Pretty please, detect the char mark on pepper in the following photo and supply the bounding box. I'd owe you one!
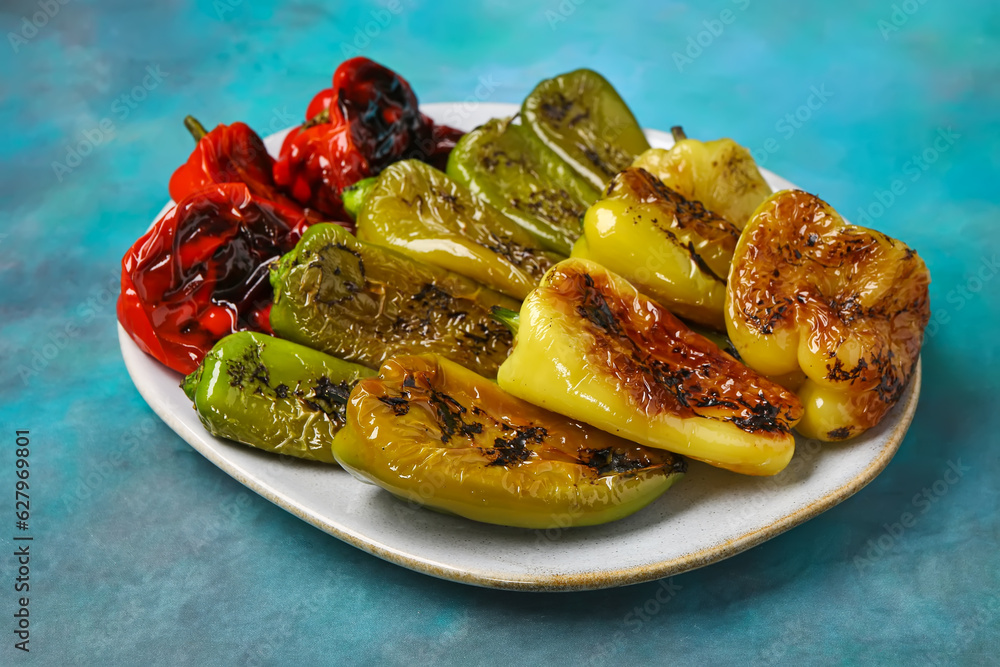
[486,427,547,467]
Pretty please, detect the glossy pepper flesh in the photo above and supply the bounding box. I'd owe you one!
[118,183,305,374]
[725,190,930,441]
[182,332,375,462]
[333,354,687,528]
[269,223,519,378]
[496,258,804,476]
[632,126,772,230]
[168,116,328,229]
[355,160,563,300]
[446,116,600,255]
[522,68,650,190]
[272,57,463,219]
[571,167,740,329]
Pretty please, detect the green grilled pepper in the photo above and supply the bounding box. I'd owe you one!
[269,223,518,378]
[446,117,601,255]
[522,68,650,190]
[354,160,562,300]
[181,332,374,463]
[333,354,686,528]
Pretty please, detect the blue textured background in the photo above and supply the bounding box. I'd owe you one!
[1,0,998,663]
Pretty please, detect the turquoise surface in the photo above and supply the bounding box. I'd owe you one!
[1,0,998,663]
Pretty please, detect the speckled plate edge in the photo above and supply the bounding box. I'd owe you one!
[119,102,921,591]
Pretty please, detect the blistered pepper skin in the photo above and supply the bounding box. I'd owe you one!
[269,223,519,378]
[333,355,686,528]
[571,167,740,328]
[496,258,803,476]
[117,183,306,374]
[355,160,562,300]
[168,117,327,228]
[725,190,930,441]
[632,130,772,230]
[182,332,375,463]
[522,68,650,190]
[272,57,464,219]
[446,117,600,255]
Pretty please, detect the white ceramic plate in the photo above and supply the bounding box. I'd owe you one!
[119,102,920,591]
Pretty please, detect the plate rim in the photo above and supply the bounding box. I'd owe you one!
[119,102,921,591]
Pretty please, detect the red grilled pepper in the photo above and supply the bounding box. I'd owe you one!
[118,183,306,374]
[168,116,331,229]
[273,57,463,218]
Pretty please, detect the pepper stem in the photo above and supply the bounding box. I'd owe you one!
[184,115,208,143]
[342,177,378,220]
[670,125,687,142]
[490,306,520,336]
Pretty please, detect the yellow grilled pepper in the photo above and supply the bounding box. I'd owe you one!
[632,127,772,230]
[726,190,930,441]
[354,159,562,300]
[495,258,803,476]
[333,354,686,528]
[571,167,740,329]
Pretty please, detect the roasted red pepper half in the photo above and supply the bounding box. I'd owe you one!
[118,183,306,374]
[168,116,330,230]
[273,57,463,217]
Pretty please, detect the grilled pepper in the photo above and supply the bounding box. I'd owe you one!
[118,183,306,374]
[725,190,930,441]
[168,116,328,228]
[522,68,650,190]
[273,57,463,219]
[354,160,562,300]
[495,258,804,476]
[182,332,374,462]
[632,127,772,230]
[571,167,740,329]
[333,354,687,528]
[446,116,601,255]
[269,223,518,377]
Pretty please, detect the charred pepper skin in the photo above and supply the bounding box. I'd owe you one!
[269,223,519,378]
[168,116,329,229]
[333,354,687,529]
[496,258,804,476]
[355,160,563,300]
[272,57,463,219]
[726,190,930,441]
[182,332,374,463]
[522,68,650,190]
[446,116,601,255]
[571,167,740,329]
[631,127,772,230]
[118,183,306,375]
